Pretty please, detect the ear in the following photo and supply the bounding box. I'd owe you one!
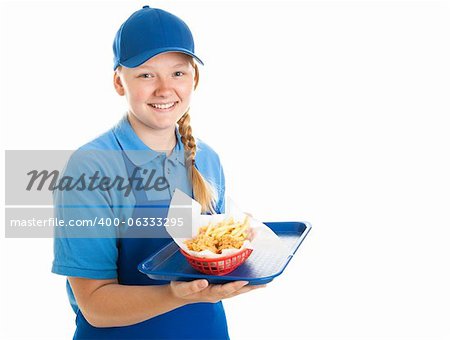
[113,71,125,96]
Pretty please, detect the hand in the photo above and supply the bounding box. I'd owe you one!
[169,280,266,304]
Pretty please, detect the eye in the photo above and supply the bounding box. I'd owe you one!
[139,73,154,79]
[173,71,184,77]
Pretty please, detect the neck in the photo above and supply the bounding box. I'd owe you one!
[127,113,177,155]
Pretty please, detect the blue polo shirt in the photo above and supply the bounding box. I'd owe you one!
[52,115,226,313]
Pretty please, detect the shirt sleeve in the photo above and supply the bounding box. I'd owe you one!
[51,151,118,279]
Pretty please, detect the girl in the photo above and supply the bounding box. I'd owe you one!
[52,5,264,339]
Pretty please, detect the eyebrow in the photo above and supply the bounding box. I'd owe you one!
[171,63,189,68]
[137,63,189,70]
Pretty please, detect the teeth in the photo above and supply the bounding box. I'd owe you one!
[150,102,176,109]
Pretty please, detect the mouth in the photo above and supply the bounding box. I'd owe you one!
[148,101,178,111]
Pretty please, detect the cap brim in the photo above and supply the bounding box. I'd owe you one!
[118,47,204,69]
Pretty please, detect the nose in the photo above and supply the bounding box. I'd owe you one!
[154,78,173,97]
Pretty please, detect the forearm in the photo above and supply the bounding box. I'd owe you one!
[82,283,185,327]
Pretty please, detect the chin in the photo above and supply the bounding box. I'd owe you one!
[134,114,174,129]
[150,120,178,130]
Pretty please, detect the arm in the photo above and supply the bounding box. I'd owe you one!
[69,277,178,327]
[69,277,265,328]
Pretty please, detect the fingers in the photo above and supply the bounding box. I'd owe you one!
[170,279,209,298]
[225,284,267,299]
[170,280,266,303]
[210,281,249,297]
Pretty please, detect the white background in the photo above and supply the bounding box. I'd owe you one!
[1,0,449,339]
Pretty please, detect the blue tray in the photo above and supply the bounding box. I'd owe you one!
[138,221,311,285]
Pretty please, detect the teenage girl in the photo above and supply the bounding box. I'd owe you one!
[52,5,264,339]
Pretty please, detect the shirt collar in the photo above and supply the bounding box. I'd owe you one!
[113,114,186,167]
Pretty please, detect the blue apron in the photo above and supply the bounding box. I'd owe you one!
[73,153,229,339]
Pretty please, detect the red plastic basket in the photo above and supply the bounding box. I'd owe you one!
[180,248,253,276]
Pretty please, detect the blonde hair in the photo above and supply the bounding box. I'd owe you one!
[178,61,218,214]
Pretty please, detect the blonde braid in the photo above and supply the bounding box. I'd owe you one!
[178,111,218,214]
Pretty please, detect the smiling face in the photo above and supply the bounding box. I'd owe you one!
[114,52,196,134]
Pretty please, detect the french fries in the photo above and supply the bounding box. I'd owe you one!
[185,216,250,254]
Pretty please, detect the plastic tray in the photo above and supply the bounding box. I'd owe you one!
[138,221,311,285]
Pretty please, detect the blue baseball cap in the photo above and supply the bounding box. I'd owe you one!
[113,5,204,70]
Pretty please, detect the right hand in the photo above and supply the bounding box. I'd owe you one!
[169,280,266,304]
